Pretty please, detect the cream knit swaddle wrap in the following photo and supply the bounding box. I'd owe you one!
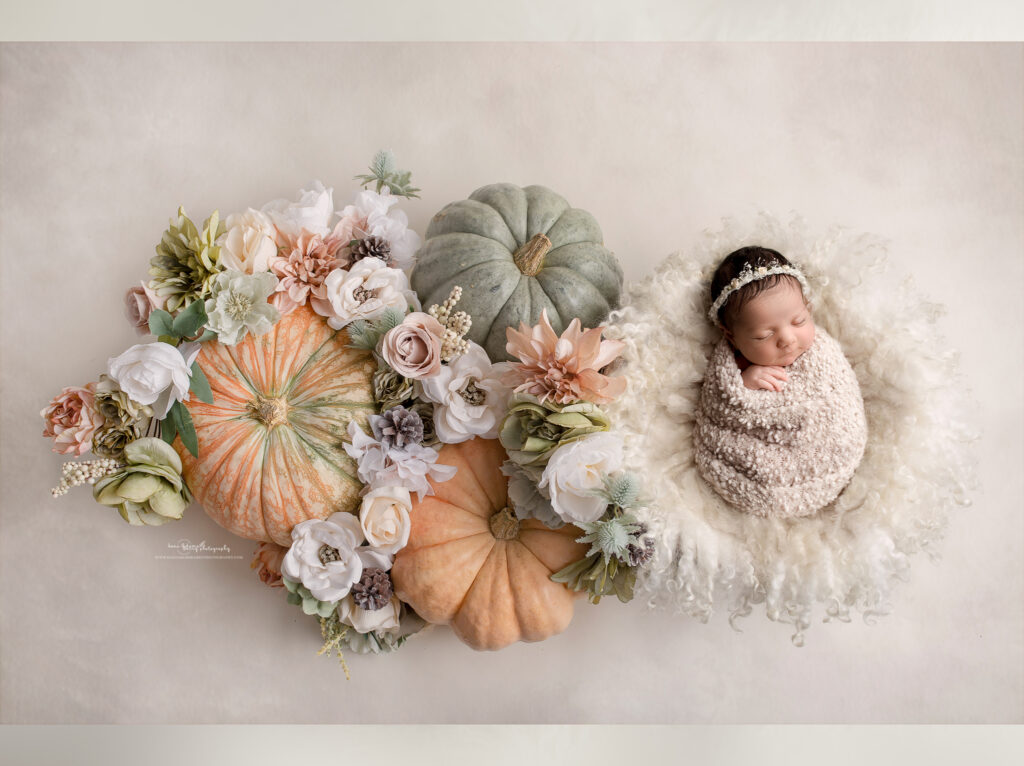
[694,327,867,518]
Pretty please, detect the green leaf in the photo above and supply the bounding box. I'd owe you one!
[160,415,178,445]
[196,329,218,343]
[172,299,208,339]
[148,309,174,337]
[346,319,379,350]
[170,400,199,458]
[373,307,406,335]
[190,361,214,404]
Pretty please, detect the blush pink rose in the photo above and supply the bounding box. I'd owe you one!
[41,383,105,456]
[124,281,165,335]
[380,312,444,379]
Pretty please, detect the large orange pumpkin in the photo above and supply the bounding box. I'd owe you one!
[391,438,588,651]
[176,304,376,545]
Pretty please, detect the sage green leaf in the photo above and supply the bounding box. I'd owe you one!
[172,298,208,338]
[148,309,174,337]
[170,401,199,458]
[197,329,218,343]
[190,361,214,404]
[161,415,178,445]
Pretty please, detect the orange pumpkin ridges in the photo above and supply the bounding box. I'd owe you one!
[391,437,589,651]
[174,304,377,546]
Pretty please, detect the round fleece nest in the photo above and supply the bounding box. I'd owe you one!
[603,213,977,643]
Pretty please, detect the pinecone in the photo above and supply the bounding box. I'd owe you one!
[371,406,424,449]
[351,236,392,265]
[351,568,393,611]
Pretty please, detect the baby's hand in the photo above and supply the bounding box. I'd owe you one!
[741,365,788,392]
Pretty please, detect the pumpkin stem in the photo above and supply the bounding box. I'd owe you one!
[247,395,289,428]
[489,506,521,541]
[512,233,552,276]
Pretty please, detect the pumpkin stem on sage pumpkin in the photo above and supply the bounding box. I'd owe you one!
[489,506,521,541]
[512,233,552,277]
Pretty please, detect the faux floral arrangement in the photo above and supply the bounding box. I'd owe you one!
[41,152,646,671]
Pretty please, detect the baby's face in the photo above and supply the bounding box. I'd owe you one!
[726,280,815,367]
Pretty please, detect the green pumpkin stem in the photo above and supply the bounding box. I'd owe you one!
[512,233,552,276]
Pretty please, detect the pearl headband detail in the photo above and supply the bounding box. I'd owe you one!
[708,263,810,324]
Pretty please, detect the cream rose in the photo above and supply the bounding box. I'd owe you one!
[336,594,401,635]
[219,208,278,273]
[107,341,201,419]
[359,486,413,555]
[539,432,624,524]
[380,312,444,379]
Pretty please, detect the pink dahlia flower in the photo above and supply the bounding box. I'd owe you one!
[269,228,345,316]
[504,310,626,405]
[41,383,105,456]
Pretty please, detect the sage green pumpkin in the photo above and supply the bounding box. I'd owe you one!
[412,184,623,361]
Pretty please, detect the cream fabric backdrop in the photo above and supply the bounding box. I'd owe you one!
[1,43,1021,723]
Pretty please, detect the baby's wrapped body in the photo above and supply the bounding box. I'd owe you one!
[694,328,867,518]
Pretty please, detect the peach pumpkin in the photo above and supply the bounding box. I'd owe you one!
[176,304,376,545]
[391,438,588,651]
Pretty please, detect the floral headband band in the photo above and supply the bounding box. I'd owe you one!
[708,262,810,324]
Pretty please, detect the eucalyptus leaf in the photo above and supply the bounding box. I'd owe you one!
[197,329,218,343]
[148,309,174,337]
[170,400,199,458]
[190,361,214,404]
[160,415,178,445]
[171,299,208,339]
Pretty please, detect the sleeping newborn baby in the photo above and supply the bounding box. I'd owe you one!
[694,246,867,518]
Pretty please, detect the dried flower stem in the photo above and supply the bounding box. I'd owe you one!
[50,458,123,497]
[428,286,472,362]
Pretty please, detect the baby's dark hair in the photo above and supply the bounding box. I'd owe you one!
[710,246,804,330]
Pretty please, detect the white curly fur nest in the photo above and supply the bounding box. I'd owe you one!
[603,213,977,643]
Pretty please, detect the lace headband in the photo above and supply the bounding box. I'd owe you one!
[708,263,810,324]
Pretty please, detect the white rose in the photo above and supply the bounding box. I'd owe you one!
[262,180,334,239]
[316,257,416,330]
[338,188,421,272]
[337,594,401,635]
[281,512,364,603]
[218,208,278,273]
[359,486,413,554]
[107,341,200,419]
[417,342,509,443]
[539,432,624,524]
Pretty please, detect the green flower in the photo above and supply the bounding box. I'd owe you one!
[204,270,280,345]
[92,437,192,526]
[372,365,414,412]
[91,420,146,459]
[149,207,225,313]
[499,395,610,467]
[94,373,153,427]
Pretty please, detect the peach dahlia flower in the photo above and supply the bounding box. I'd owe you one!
[504,310,626,405]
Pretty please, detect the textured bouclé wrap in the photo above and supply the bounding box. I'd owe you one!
[694,329,867,519]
